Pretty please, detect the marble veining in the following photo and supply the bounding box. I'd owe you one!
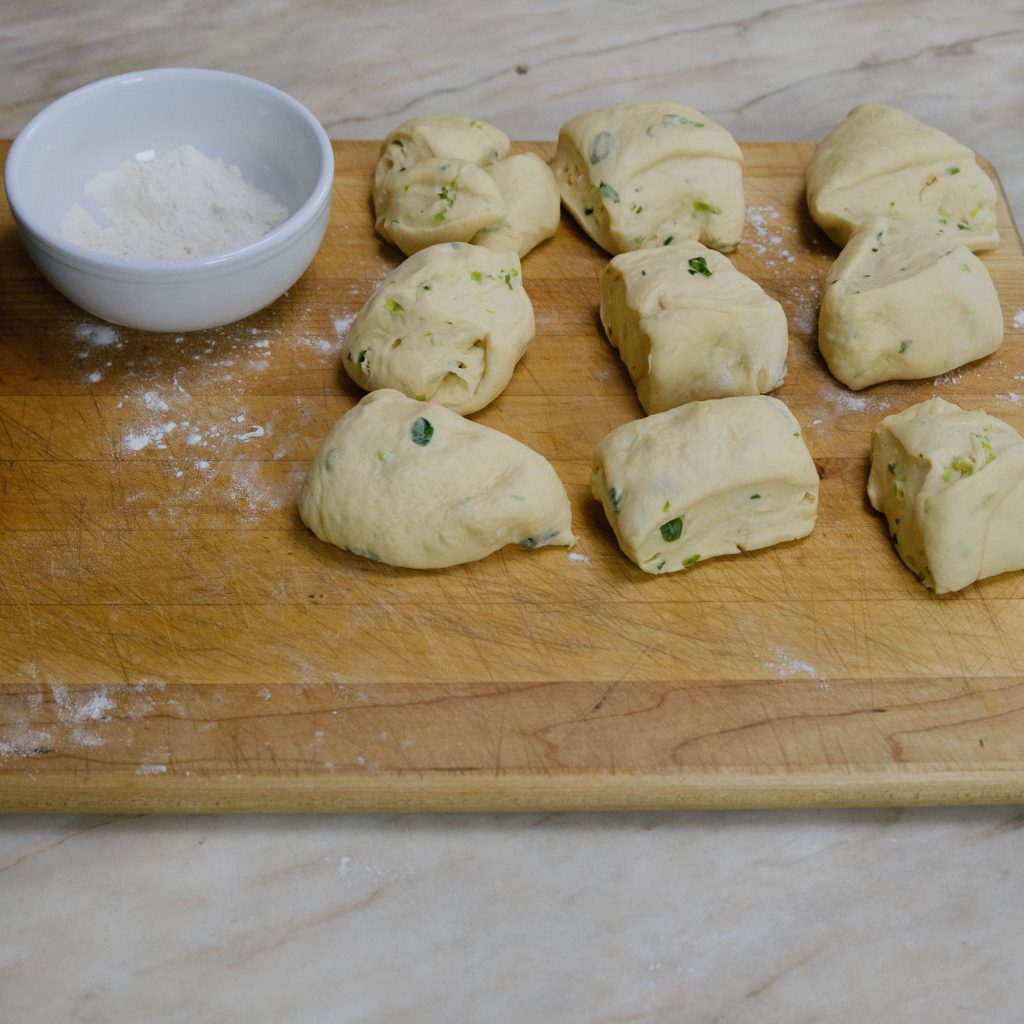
[3,2,1024,1020]
[3,808,1024,1021]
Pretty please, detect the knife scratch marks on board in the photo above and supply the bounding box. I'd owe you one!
[493,726,504,777]
[154,606,185,673]
[590,679,620,714]
[0,408,16,453]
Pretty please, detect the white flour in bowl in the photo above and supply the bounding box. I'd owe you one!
[62,144,288,259]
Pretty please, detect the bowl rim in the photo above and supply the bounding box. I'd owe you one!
[3,67,335,280]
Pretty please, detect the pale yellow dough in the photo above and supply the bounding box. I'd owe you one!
[806,104,999,251]
[818,217,1003,389]
[372,115,559,257]
[592,395,819,574]
[374,156,506,257]
[600,241,788,412]
[374,114,510,178]
[298,390,576,569]
[474,153,561,257]
[551,101,744,255]
[867,397,1024,594]
[340,242,533,415]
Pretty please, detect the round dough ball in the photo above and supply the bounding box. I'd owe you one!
[340,242,534,415]
[818,217,1004,390]
[806,104,999,251]
[374,156,506,256]
[298,389,577,569]
[472,152,561,257]
[551,101,744,255]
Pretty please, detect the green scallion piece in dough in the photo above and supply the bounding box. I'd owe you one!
[411,417,434,446]
[590,132,615,165]
[660,517,683,542]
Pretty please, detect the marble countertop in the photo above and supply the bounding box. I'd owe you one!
[3,2,1024,1020]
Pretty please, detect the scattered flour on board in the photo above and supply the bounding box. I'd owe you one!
[76,323,122,383]
[0,682,53,759]
[817,379,893,420]
[746,206,798,266]
[1013,309,1024,329]
[745,204,822,337]
[763,646,831,690]
[0,731,51,758]
[49,684,115,748]
[76,322,120,348]
[67,315,358,518]
[764,647,818,678]
[50,684,115,725]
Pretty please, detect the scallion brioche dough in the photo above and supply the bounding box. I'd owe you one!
[299,389,576,569]
[600,241,788,412]
[341,242,533,415]
[592,396,819,574]
[474,153,561,257]
[551,101,744,255]
[372,115,559,257]
[375,115,510,178]
[818,217,1003,390]
[867,397,1024,593]
[374,156,506,256]
[806,104,999,252]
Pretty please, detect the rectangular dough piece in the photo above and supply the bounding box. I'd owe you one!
[591,395,819,573]
[600,242,789,413]
[867,397,1024,593]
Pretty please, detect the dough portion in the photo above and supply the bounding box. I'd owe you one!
[473,153,561,257]
[372,115,558,257]
[299,389,576,569]
[374,156,506,256]
[818,217,1003,389]
[341,242,533,415]
[806,104,999,251]
[374,115,510,181]
[600,241,788,412]
[867,397,1024,594]
[592,395,818,574]
[551,101,744,255]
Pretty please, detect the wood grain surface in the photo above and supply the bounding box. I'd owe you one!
[2,140,1023,812]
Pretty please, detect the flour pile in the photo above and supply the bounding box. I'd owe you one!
[62,144,288,260]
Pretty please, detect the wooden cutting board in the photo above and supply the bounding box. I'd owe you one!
[2,140,1023,813]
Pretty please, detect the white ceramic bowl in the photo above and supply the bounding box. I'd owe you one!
[4,68,334,332]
